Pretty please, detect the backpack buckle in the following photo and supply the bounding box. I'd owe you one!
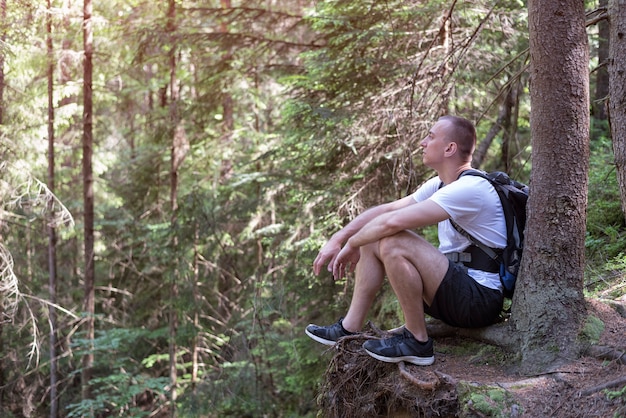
[444,251,472,263]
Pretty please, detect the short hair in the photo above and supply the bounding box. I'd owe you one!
[439,115,476,160]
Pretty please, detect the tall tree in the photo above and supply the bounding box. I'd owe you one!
[0,0,6,410]
[0,0,5,127]
[46,1,59,416]
[511,0,589,371]
[81,0,95,402]
[594,0,610,124]
[608,0,626,221]
[166,0,181,415]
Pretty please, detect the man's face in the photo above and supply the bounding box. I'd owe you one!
[420,120,451,168]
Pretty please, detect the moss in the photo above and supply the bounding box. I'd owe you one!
[438,341,508,366]
[579,314,604,345]
[458,382,522,418]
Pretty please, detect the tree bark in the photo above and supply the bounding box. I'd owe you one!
[46,1,59,416]
[166,0,181,415]
[0,0,5,127]
[608,0,626,222]
[500,80,520,173]
[81,0,95,403]
[593,0,609,125]
[0,0,6,410]
[511,0,589,372]
[473,80,520,171]
[219,0,234,181]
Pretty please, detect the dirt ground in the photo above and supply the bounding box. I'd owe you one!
[429,298,626,417]
[318,298,626,417]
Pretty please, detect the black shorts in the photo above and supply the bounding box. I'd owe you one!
[424,260,504,328]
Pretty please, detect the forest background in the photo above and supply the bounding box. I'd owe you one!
[0,0,624,417]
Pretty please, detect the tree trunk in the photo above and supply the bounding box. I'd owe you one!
[191,224,199,392]
[219,0,234,181]
[500,80,520,173]
[608,0,626,222]
[511,0,589,372]
[0,0,5,127]
[473,80,520,171]
[81,0,95,403]
[0,0,6,410]
[593,0,609,125]
[166,0,180,415]
[216,0,235,323]
[46,1,59,416]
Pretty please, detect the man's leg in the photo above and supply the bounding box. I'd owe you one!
[341,241,386,332]
[305,241,385,344]
[359,230,448,365]
[378,230,448,341]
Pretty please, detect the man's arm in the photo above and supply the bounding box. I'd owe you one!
[330,199,450,280]
[347,200,450,248]
[313,195,417,275]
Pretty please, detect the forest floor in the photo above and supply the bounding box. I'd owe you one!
[317,297,626,417]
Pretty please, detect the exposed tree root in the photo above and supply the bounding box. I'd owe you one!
[425,318,520,352]
[586,344,626,364]
[398,362,438,390]
[318,325,459,417]
[314,300,626,417]
[580,375,626,396]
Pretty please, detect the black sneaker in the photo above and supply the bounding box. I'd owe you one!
[305,318,356,346]
[363,328,434,366]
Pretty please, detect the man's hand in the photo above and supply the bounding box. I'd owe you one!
[332,243,360,280]
[313,240,342,276]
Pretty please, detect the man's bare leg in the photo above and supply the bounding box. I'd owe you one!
[378,230,448,341]
[341,241,385,332]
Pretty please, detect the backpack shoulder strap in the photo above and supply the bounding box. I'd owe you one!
[449,169,501,261]
[449,219,500,261]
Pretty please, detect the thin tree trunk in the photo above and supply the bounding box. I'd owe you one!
[0,0,5,127]
[0,0,6,410]
[46,1,59,416]
[593,0,609,125]
[500,80,520,173]
[81,0,95,403]
[191,223,199,392]
[166,0,180,415]
[216,0,235,323]
[473,81,519,170]
[608,0,626,222]
[219,0,234,181]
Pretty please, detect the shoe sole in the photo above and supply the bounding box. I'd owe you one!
[364,348,434,366]
[305,328,337,346]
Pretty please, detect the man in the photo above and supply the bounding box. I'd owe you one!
[305,115,505,366]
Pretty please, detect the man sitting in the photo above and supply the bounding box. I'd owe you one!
[305,115,505,366]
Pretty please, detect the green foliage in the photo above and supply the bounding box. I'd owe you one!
[65,327,170,416]
[586,135,626,260]
[1,0,624,417]
[585,131,626,299]
[66,374,170,418]
[177,325,322,417]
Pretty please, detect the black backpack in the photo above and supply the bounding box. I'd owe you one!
[452,170,529,298]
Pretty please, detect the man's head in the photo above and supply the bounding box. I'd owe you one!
[437,115,476,161]
[420,116,476,168]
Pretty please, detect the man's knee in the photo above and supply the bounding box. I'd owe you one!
[378,230,427,260]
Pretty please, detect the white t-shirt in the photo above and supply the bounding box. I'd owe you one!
[412,174,506,290]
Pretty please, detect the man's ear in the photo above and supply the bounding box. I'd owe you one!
[444,141,457,157]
